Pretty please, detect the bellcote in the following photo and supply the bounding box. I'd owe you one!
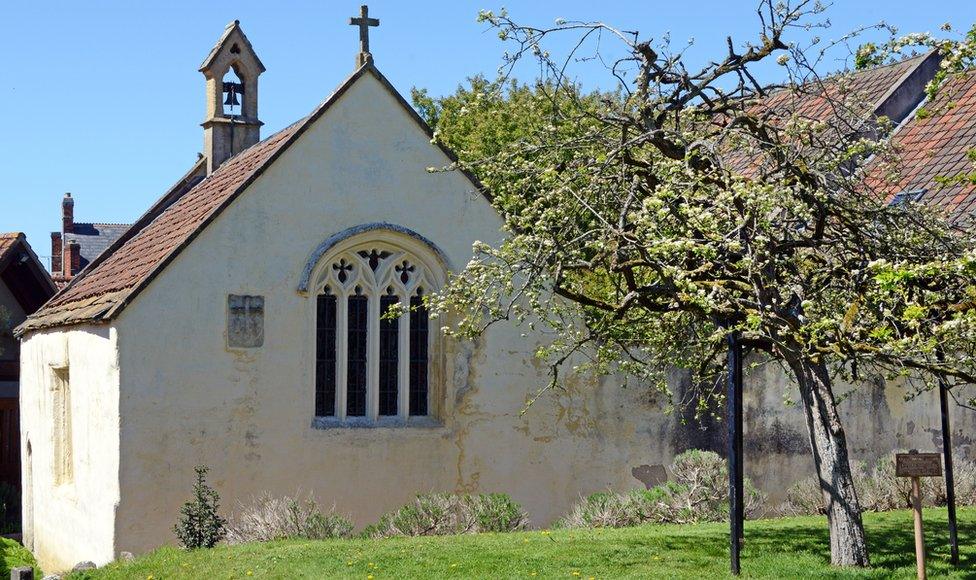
[200,20,265,174]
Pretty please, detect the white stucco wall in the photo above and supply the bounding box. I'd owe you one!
[111,72,669,555]
[19,325,120,572]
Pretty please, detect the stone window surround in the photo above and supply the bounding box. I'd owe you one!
[304,225,449,429]
[50,364,73,486]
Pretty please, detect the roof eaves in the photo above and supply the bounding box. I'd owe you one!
[0,234,58,309]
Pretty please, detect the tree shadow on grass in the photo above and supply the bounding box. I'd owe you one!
[860,515,976,573]
[626,512,974,577]
[742,513,975,575]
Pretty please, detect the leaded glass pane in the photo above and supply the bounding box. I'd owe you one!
[346,295,368,416]
[409,296,429,416]
[315,294,337,416]
[379,295,399,416]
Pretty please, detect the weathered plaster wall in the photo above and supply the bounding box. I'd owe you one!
[19,326,120,572]
[736,361,976,500]
[669,358,976,503]
[112,72,670,556]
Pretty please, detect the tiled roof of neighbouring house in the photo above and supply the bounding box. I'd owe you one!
[724,52,938,177]
[759,53,930,123]
[0,233,21,262]
[0,233,57,314]
[867,69,976,225]
[65,223,131,272]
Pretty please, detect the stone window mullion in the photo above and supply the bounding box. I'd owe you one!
[366,293,380,421]
[397,294,410,419]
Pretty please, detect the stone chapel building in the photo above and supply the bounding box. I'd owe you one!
[15,16,976,572]
[16,19,669,570]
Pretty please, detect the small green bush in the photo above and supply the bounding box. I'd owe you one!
[559,450,765,529]
[226,492,353,543]
[174,466,226,549]
[471,493,528,532]
[364,493,528,538]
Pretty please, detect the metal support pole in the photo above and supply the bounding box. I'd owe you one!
[727,331,744,575]
[939,377,960,565]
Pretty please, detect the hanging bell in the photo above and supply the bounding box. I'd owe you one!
[223,87,240,107]
[222,81,242,107]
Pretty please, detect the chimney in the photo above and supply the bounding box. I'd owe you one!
[51,232,63,275]
[62,192,74,233]
[199,21,265,174]
[64,241,81,277]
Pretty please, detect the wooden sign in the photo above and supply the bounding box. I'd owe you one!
[895,451,943,580]
[896,452,943,478]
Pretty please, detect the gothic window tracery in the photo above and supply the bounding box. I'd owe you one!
[312,235,440,424]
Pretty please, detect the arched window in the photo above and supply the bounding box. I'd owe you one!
[309,230,444,425]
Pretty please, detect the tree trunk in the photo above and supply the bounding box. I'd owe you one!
[785,354,870,567]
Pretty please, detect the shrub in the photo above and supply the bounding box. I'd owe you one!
[782,460,872,516]
[364,493,528,538]
[226,492,353,544]
[559,488,664,529]
[174,466,226,549]
[954,459,976,505]
[559,450,765,529]
[781,456,976,515]
[782,476,828,516]
[470,492,529,532]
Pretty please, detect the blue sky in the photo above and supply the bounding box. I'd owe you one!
[1,1,973,269]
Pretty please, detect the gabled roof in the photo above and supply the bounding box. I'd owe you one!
[0,234,21,262]
[865,69,976,225]
[0,233,57,314]
[757,52,937,125]
[200,20,266,74]
[18,64,487,335]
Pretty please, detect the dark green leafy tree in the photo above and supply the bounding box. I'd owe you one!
[425,1,976,567]
[174,465,226,549]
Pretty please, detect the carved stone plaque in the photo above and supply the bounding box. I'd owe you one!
[896,452,942,478]
[228,294,264,348]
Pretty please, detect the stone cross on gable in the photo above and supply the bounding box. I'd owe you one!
[349,5,380,67]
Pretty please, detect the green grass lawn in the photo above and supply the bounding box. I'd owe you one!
[72,508,974,579]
